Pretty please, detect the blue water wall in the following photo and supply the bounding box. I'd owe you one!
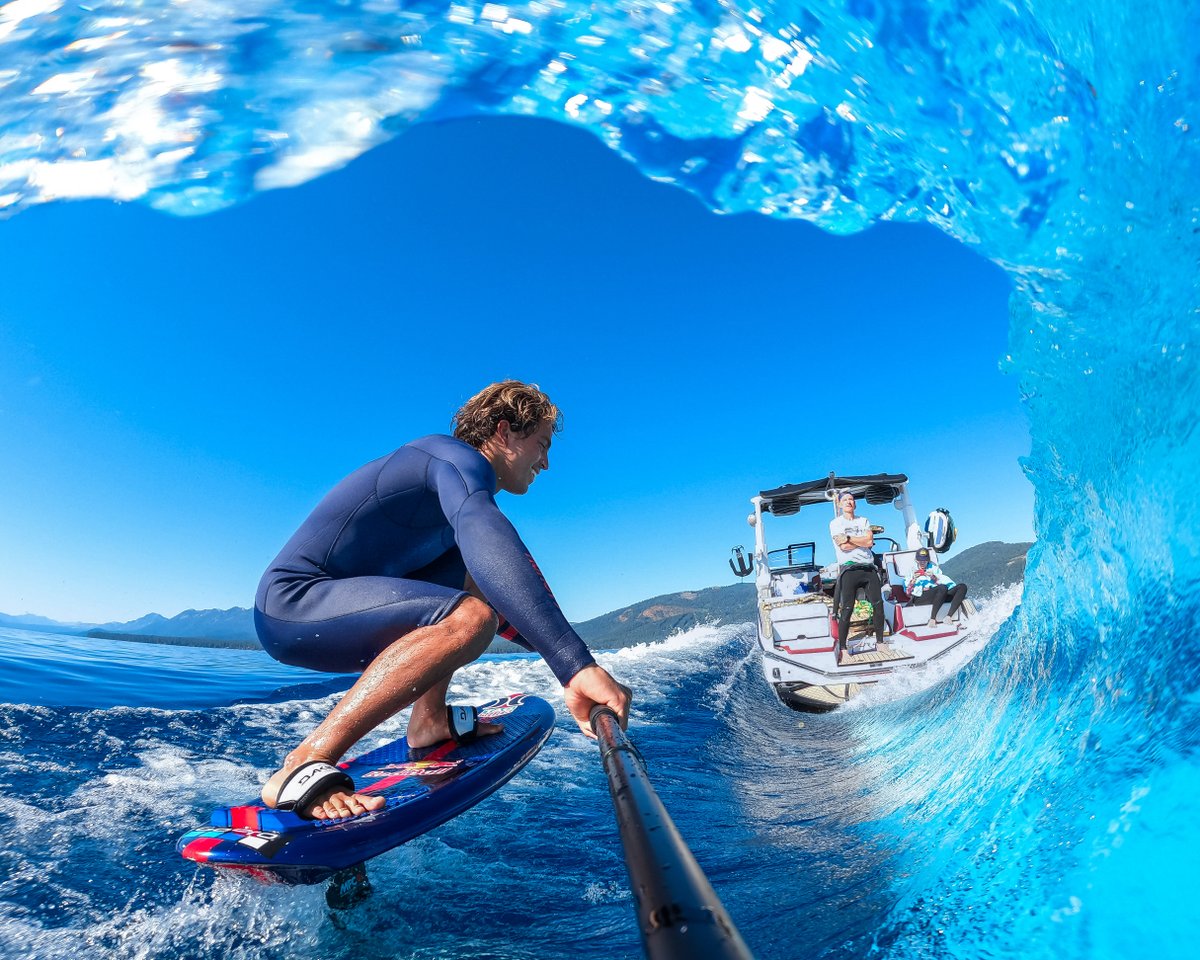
[2,2,1197,956]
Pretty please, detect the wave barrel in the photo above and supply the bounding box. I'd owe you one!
[589,707,755,960]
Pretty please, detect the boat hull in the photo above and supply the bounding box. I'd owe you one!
[757,590,980,712]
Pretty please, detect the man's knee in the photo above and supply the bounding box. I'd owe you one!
[448,596,499,650]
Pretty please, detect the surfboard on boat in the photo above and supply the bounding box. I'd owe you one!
[177,693,555,885]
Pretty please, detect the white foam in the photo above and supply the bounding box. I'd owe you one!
[842,583,1023,711]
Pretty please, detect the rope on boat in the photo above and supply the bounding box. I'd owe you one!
[589,706,756,960]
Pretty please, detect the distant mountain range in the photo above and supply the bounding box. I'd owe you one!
[941,540,1032,597]
[0,612,87,631]
[572,583,754,650]
[482,582,756,654]
[0,607,259,648]
[99,607,257,641]
[0,540,1030,651]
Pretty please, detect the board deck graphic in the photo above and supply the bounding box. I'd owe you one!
[177,693,555,884]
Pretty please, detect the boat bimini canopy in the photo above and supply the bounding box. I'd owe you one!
[758,474,910,517]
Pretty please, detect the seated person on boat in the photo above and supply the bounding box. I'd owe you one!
[906,547,968,626]
[829,492,885,646]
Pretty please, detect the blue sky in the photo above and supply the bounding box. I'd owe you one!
[0,115,1032,624]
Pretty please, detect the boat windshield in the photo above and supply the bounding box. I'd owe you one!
[766,542,817,573]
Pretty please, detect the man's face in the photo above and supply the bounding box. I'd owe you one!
[840,494,856,514]
[495,420,552,495]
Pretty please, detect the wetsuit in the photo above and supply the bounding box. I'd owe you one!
[254,434,595,685]
[835,564,885,644]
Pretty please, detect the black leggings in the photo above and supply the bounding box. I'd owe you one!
[912,583,969,619]
[837,565,884,643]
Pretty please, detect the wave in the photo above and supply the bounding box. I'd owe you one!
[2,1,1198,955]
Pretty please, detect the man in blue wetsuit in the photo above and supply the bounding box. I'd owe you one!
[255,380,632,820]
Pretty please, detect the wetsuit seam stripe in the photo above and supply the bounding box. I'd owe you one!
[257,593,466,626]
[431,455,473,529]
[320,495,376,572]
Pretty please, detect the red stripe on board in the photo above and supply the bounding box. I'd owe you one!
[228,806,262,831]
[359,739,459,794]
[181,836,224,862]
[428,739,458,761]
[359,773,407,794]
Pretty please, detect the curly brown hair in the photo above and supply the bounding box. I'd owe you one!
[451,380,563,449]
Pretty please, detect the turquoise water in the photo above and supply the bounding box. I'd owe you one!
[1,1,1198,958]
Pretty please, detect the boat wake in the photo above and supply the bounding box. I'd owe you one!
[844,582,1022,711]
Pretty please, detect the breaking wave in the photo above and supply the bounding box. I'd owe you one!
[1,1,1198,956]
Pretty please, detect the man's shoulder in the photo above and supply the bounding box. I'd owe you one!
[406,434,485,466]
[387,435,493,489]
[406,433,471,454]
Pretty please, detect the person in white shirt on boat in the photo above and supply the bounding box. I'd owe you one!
[829,492,885,649]
[906,547,969,627]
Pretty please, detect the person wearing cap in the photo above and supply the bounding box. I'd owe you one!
[906,547,969,626]
[829,491,885,649]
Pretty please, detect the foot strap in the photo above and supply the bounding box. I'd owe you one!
[275,761,355,817]
[448,704,480,742]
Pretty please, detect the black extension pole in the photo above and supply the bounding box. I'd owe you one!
[589,706,756,960]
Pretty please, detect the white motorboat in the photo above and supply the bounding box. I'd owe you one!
[731,473,981,712]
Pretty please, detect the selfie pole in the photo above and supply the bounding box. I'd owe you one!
[590,706,756,960]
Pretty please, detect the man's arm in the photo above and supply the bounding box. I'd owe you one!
[847,523,874,549]
[469,577,630,734]
[451,488,596,681]
[831,520,855,552]
[465,575,631,734]
[430,453,630,733]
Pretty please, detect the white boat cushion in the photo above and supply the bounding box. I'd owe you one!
[884,549,944,585]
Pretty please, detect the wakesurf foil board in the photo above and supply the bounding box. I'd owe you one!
[177,692,554,885]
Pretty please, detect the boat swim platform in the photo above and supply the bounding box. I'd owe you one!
[777,682,862,710]
[838,642,914,667]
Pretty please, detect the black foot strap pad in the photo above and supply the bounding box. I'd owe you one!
[447,704,483,744]
[276,761,355,817]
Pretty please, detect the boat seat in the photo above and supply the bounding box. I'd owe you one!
[883,549,942,585]
[896,601,961,628]
[889,583,912,603]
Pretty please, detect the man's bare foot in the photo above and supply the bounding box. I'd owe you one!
[405,705,504,750]
[261,757,386,821]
